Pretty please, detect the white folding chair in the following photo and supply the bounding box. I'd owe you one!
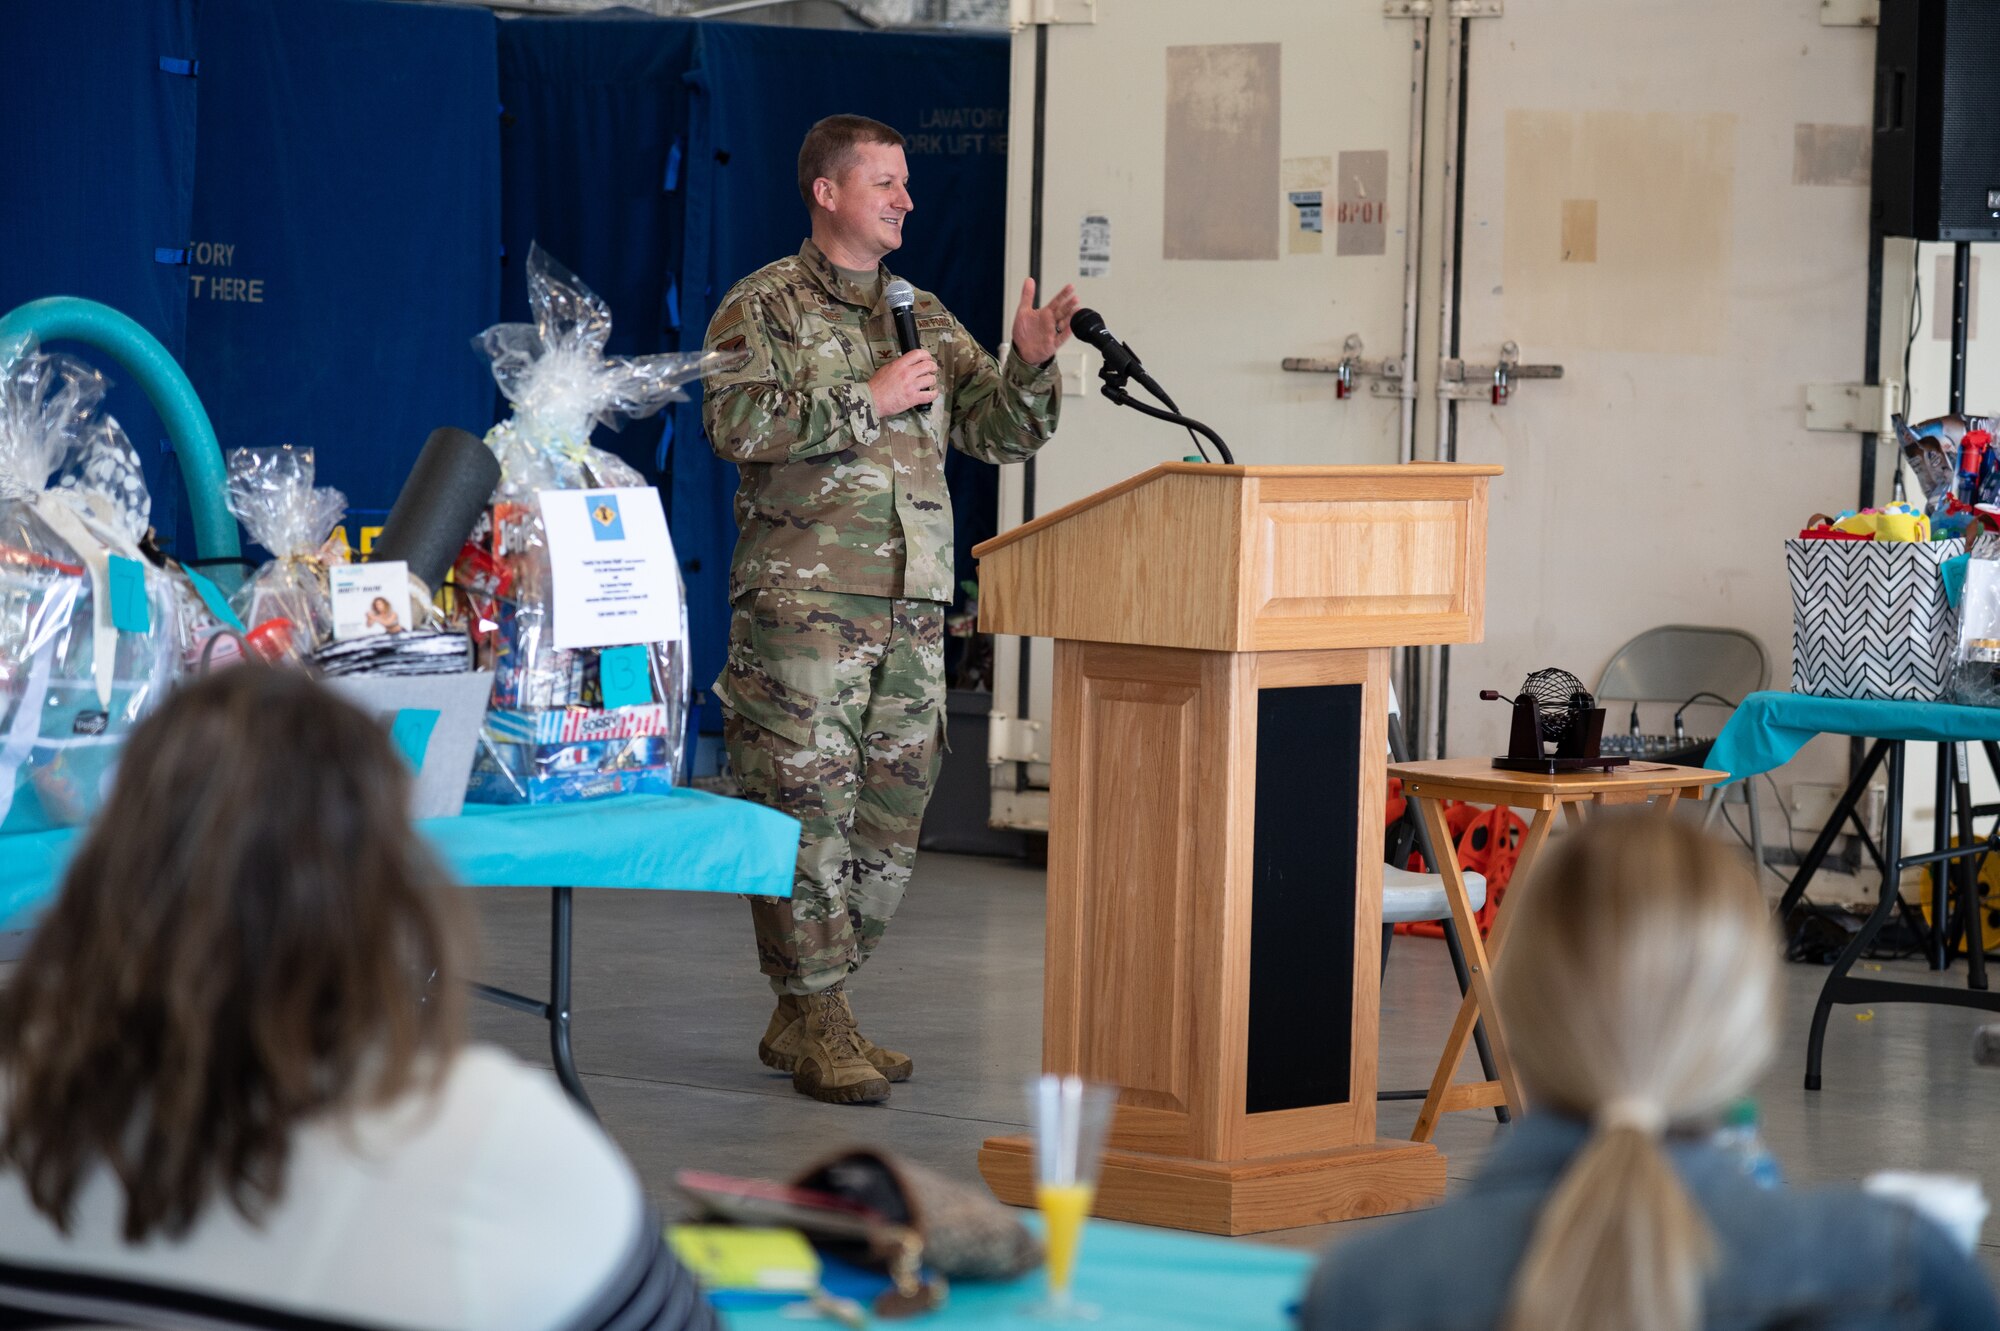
[1380,688,1506,1120]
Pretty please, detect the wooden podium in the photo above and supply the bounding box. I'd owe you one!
[971,463,1501,1236]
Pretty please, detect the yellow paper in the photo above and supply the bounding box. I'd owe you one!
[666,1225,820,1292]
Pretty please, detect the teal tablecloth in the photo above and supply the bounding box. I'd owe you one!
[724,1217,1314,1331]
[0,790,797,931]
[1705,690,2000,784]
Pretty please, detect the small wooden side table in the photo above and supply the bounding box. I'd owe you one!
[1385,758,1727,1142]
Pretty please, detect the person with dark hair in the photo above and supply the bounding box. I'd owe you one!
[1301,815,2000,1331]
[702,114,1080,1104]
[0,667,716,1331]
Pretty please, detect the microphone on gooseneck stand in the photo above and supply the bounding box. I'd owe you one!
[886,279,921,356]
[1068,307,1235,465]
[1069,309,1160,399]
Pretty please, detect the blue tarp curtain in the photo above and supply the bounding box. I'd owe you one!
[497,14,703,486]
[676,24,1011,719]
[186,0,501,537]
[0,0,499,551]
[0,4,1009,733]
[0,0,200,550]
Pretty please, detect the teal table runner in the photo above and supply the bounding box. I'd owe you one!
[722,1216,1314,1331]
[1705,690,2000,785]
[0,789,796,930]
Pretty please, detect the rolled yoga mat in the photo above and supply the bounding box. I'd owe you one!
[369,426,502,591]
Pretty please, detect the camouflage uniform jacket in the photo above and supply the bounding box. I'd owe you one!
[703,239,1062,603]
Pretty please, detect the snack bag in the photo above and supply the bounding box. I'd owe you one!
[224,445,347,654]
[0,335,178,831]
[463,244,741,803]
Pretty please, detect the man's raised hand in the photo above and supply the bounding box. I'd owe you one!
[1011,277,1082,367]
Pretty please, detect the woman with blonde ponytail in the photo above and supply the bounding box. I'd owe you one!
[1303,814,2000,1331]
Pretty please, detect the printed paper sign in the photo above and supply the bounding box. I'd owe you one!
[1282,156,1331,256]
[1079,214,1111,278]
[1288,191,1324,234]
[329,560,411,640]
[538,486,683,651]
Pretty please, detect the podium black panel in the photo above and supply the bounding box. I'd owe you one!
[1246,682,1360,1116]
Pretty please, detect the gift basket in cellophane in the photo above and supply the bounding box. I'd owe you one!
[0,335,178,831]
[458,245,741,804]
[223,443,356,658]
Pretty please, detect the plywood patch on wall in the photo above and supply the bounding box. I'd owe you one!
[1933,252,1980,341]
[1502,109,1737,354]
[1560,199,1597,263]
[1793,123,1871,187]
[1164,43,1280,261]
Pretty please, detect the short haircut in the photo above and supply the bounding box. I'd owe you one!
[797,114,907,208]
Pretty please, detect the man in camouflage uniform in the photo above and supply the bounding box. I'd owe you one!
[704,114,1077,1104]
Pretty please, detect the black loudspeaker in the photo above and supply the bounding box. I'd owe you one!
[1873,0,2000,242]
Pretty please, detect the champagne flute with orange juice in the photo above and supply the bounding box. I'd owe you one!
[1026,1074,1116,1320]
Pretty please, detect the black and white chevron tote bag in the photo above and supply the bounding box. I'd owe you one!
[1786,537,1956,701]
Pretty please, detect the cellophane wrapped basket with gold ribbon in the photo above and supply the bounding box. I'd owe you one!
[224,445,347,656]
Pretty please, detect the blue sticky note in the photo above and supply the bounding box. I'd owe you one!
[389,709,440,772]
[600,644,653,710]
[107,556,150,634]
[1944,553,1970,610]
[184,565,246,631]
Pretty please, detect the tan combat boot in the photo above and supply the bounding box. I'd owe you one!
[788,989,892,1104]
[760,991,914,1083]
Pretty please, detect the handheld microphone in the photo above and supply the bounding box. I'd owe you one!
[886,279,920,356]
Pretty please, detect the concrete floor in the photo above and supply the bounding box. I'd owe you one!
[465,851,2000,1280]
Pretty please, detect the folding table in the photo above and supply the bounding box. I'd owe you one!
[1705,691,2000,1088]
[1385,758,1725,1142]
[0,790,798,1112]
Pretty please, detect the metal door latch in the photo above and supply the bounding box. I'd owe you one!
[1804,381,1899,436]
[1281,335,1409,401]
[1439,342,1563,404]
[988,712,1046,766]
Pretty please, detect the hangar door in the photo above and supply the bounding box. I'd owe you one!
[992,1,1432,818]
[1440,0,1876,780]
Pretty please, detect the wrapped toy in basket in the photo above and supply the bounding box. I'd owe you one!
[0,335,178,831]
[460,245,741,804]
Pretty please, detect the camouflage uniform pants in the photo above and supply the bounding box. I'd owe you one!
[715,588,946,996]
